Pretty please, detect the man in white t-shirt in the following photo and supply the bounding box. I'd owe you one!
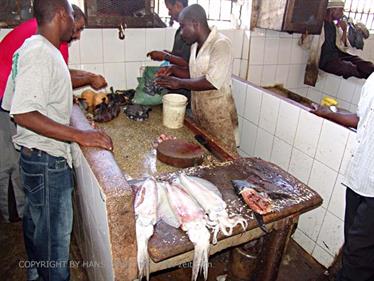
[1,1,112,280]
[312,73,374,281]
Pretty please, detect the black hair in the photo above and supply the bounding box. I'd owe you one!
[33,0,71,25]
[179,4,208,25]
[72,4,86,22]
[165,0,188,8]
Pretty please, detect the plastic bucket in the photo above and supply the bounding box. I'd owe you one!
[162,94,188,129]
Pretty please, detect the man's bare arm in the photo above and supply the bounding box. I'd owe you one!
[14,111,113,150]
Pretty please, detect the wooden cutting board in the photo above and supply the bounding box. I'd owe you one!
[156,139,204,168]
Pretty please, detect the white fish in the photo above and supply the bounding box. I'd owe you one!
[156,181,180,228]
[164,182,211,281]
[178,174,247,244]
[134,178,158,281]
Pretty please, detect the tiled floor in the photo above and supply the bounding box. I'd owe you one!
[0,215,333,281]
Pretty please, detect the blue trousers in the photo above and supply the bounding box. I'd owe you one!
[20,147,73,281]
[337,188,374,281]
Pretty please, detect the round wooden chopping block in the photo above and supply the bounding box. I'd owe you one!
[157,139,204,168]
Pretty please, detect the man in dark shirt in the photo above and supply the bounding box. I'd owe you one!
[147,0,190,66]
[319,1,374,79]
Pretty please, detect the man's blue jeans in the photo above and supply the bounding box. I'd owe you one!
[20,147,73,281]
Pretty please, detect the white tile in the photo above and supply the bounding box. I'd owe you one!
[244,85,263,125]
[349,103,358,113]
[146,28,166,54]
[351,83,363,105]
[339,131,356,175]
[337,78,356,103]
[232,79,247,117]
[270,137,292,170]
[103,63,126,90]
[103,29,125,63]
[328,174,346,220]
[312,244,334,268]
[315,120,349,171]
[288,148,314,184]
[307,88,323,104]
[294,110,323,157]
[293,229,316,254]
[277,38,292,65]
[0,29,11,41]
[251,28,266,37]
[241,30,251,60]
[293,87,309,97]
[68,40,81,65]
[240,119,258,156]
[322,74,341,97]
[265,30,280,38]
[275,65,289,86]
[290,39,308,64]
[249,37,265,65]
[259,92,280,134]
[164,28,177,51]
[80,64,105,76]
[247,65,263,85]
[232,59,241,76]
[286,64,305,89]
[315,75,327,92]
[239,60,248,80]
[337,100,350,111]
[263,37,279,65]
[308,160,338,209]
[317,212,344,257]
[260,65,277,86]
[80,29,103,64]
[125,28,146,62]
[298,206,326,241]
[232,29,244,59]
[238,148,250,157]
[125,62,143,89]
[275,100,300,145]
[254,128,274,161]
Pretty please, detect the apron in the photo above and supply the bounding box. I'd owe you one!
[191,87,239,155]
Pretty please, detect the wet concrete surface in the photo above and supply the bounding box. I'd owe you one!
[0,214,332,281]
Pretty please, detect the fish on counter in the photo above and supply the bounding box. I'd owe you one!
[232,179,274,215]
[178,174,247,244]
[134,178,158,281]
[163,181,211,281]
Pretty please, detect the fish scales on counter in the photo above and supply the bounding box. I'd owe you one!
[134,178,158,281]
[177,174,247,244]
[163,181,211,281]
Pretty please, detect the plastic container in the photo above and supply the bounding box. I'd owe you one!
[162,94,188,129]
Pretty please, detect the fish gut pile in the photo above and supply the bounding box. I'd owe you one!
[133,174,247,281]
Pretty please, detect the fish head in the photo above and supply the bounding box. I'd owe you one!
[231,180,253,194]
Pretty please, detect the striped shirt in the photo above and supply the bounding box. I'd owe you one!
[344,73,374,197]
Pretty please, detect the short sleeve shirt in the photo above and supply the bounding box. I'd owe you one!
[1,35,73,166]
[0,18,69,100]
[171,27,191,64]
[189,27,233,93]
[343,73,374,197]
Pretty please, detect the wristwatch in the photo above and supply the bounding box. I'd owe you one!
[164,53,171,61]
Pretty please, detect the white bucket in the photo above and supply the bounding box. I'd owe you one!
[162,94,188,129]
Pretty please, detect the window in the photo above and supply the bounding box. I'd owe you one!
[154,0,251,28]
[69,0,85,11]
[345,0,374,31]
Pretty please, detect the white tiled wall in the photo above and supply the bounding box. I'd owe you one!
[243,28,373,114]
[233,77,357,268]
[65,27,246,92]
[71,144,114,281]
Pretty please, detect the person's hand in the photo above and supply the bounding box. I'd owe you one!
[90,75,107,90]
[310,104,331,118]
[155,76,182,89]
[75,129,113,151]
[301,30,309,44]
[147,50,167,61]
[155,66,173,77]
